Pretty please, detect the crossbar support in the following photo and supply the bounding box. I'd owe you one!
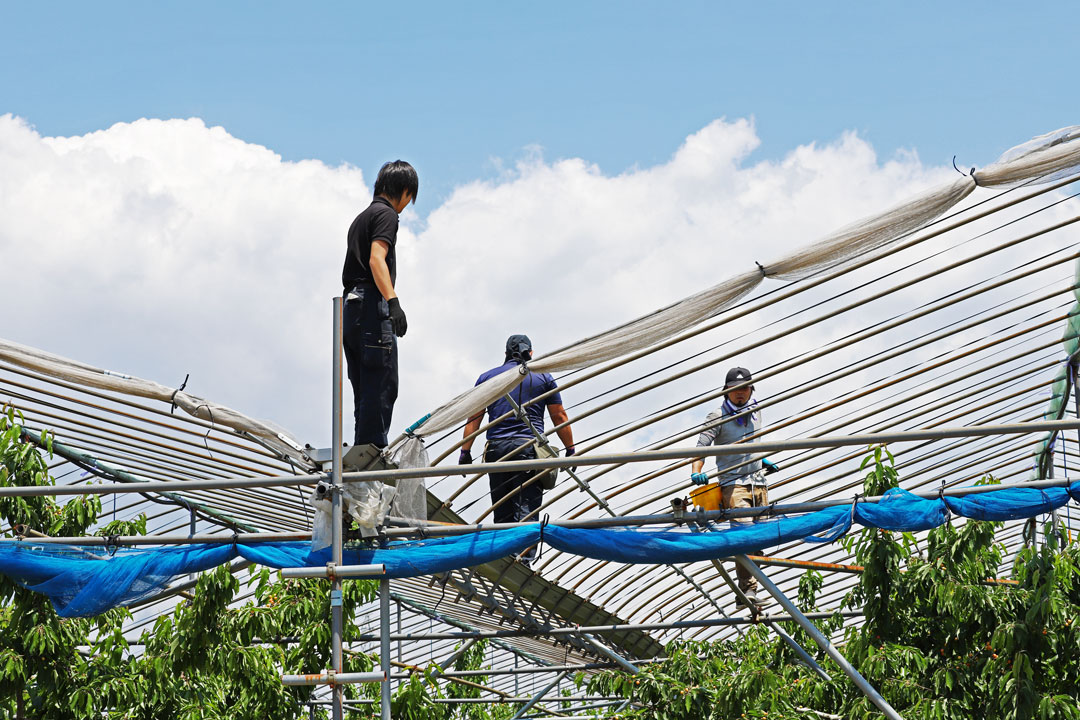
[510,670,570,720]
[735,555,903,720]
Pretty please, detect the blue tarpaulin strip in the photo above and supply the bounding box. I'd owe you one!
[1,483,1077,617]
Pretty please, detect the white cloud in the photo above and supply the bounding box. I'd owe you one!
[2,114,1075,523]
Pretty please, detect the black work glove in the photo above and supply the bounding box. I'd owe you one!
[458,449,472,465]
[762,458,780,475]
[387,297,408,337]
[566,446,576,474]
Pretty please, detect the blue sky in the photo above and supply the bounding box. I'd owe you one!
[3,2,1077,205]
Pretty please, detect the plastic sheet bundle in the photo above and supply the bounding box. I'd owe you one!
[1,482,1077,617]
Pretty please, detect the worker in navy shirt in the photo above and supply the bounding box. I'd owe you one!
[459,335,576,562]
[341,160,418,448]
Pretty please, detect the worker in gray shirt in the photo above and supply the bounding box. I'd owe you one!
[690,367,779,607]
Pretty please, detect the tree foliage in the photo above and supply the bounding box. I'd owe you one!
[585,446,1080,719]
[4,412,1080,719]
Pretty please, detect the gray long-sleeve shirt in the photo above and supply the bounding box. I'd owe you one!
[696,403,765,487]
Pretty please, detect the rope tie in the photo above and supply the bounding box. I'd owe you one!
[952,156,980,186]
[105,535,120,557]
[849,493,862,530]
[169,373,190,414]
[938,481,953,523]
[755,261,768,277]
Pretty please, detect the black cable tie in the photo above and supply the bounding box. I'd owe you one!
[755,261,767,277]
[170,373,190,414]
[231,532,239,548]
[536,514,550,563]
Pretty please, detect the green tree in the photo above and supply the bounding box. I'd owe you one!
[0,408,380,720]
[586,447,1080,719]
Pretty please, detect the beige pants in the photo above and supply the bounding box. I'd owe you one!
[722,484,768,592]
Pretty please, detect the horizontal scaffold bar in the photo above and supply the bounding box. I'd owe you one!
[282,670,385,686]
[351,610,862,642]
[281,563,385,579]
[1,475,1074,545]
[3,419,1079,498]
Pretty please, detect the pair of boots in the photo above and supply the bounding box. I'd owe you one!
[737,585,767,613]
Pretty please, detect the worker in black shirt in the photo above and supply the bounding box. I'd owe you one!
[341,160,418,448]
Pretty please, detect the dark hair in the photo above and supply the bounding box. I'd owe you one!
[373,160,419,203]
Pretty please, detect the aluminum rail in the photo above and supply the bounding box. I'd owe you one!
[3,474,1075,545]
[6,418,1080,497]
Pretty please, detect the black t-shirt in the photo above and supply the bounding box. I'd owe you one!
[342,196,399,289]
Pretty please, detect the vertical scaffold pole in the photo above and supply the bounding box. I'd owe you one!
[735,555,904,720]
[380,578,391,720]
[331,297,345,720]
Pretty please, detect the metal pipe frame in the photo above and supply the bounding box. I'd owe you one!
[4,418,1080,499]
[426,176,1080,465]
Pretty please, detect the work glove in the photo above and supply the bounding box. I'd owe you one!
[387,297,408,337]
[458,449,473,465]
[565,447,576,473]
[691,472,709,485]
[762,458,780,475]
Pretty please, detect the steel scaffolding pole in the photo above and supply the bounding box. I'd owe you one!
[331,297,345,720]
[510,670,570,720]
[735,555,903,720]
[709,558,830,681]
[380,578,391,720]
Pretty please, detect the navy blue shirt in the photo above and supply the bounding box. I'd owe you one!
[476,362,563,444]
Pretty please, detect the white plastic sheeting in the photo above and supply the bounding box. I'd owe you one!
[0,338,308,463]
[391,125,1080,461]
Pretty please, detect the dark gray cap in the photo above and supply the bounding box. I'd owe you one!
[505,334,533,360]
[724,367,753,388]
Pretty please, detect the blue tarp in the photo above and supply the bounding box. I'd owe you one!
[2,483,1077,617]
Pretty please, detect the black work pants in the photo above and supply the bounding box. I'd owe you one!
[487,439,542,525]
[342,286,398,448]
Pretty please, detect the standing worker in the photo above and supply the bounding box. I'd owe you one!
[690,367,779,608]
[341,160,418,448]
[459,335,575,565]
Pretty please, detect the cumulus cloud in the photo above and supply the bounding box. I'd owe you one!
[2,114,1075,521]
